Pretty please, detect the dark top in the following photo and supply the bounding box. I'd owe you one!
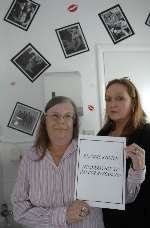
[97,123,150,228]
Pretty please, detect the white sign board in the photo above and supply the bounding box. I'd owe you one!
[75,135,126,210]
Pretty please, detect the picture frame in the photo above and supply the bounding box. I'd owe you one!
[98,4,134,44]
[145,13,150,26]
[11,43,51,82]
[7,102,42,136]
[4,0,40,31]
[55,22,89,58]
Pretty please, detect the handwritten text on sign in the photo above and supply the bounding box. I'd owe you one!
[75,135,126,210]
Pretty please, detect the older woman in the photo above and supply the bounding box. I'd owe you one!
[11,96,104,228]
[97,78,149,228]
[11,95,145,228]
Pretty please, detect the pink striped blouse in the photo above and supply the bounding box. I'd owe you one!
[11,140,145,228]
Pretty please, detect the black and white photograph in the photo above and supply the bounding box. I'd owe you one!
[145,13,150,26]
[98,4,134,44]
[4,0,40,31]
[55,23,89,58]
[11,43,51,82]
[7,102,42,135]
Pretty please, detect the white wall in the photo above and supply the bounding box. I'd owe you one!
[0,142,32,205]
[0,0,149,142]
[0,152,4,205]
[0,0,150,221]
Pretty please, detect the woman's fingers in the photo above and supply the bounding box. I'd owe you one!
[125,143,145,170]
[66,200,90,224]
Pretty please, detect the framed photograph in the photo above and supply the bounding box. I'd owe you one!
[145,13,150,26]
[11,43,51,82]
[98,4,134,44]
[7,102,42,135]
[55,22,89,58]
[4,0,40,31]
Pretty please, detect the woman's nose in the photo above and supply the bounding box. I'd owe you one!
[57,115,65,122]
[109,100,117,107]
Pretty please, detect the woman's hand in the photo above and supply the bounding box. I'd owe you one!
[125,143,145,170]
[66,200,90,224]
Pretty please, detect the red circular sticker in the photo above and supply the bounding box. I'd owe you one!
[68,4,78,12]
[88,105,95,111]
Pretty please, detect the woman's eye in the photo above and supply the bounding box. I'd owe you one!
[105,96,125,102]
[64,114,74,120]
[65,114,71,118]
[105,98,111,102]
[51,114,59,119]
[116,96,124,101]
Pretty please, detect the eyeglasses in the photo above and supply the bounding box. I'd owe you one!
[45,112,75,122]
